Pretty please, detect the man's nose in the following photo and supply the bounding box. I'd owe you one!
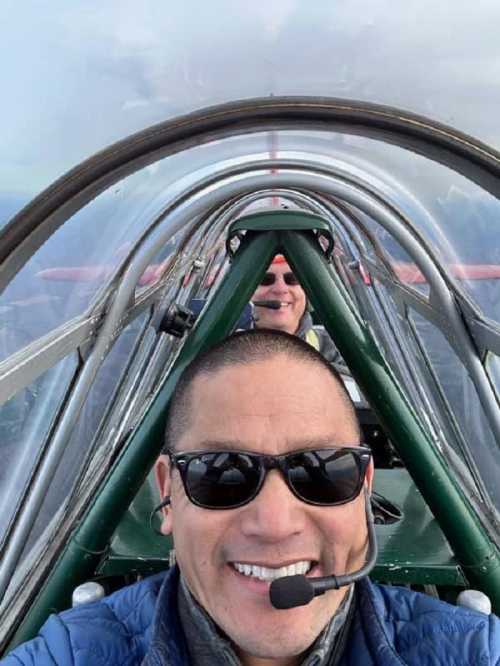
[269,275,288,294]
[239,470,306,542]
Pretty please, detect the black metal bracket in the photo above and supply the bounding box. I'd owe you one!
[226,211,335,262]
[159,303,196,338]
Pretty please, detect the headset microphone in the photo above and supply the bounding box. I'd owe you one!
[252,300,282,310]
[269,492,377,610]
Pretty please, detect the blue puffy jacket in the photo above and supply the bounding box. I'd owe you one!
[2,568,499,665]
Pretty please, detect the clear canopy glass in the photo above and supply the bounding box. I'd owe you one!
[1,1,500,628]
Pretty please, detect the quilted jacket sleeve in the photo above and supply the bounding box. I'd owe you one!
[488,614,500,664]
[363,581,500,665]
[0,614,74,665]
[1,573,164,666]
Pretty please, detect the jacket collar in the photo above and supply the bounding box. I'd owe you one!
[353,577,407,666]
[153,567,355,666]
[142,567,190,666]
[295,310,313,338]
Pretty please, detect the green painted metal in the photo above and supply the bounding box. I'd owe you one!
[371,469,466,586]
[8,214,500,649]
[227,211,334,260]
[229,210,332,233]
[8,230,280,649]
[279,228,500,609]
[99,468,466,587]
[98,471,173,578]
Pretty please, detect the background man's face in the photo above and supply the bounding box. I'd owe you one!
[156,355,372,663]
[252,262,307,335]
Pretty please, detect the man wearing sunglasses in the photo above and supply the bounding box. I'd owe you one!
[5,331,499,665]
[252,255,341,365]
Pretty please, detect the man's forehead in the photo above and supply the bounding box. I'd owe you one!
[181,355,359,447]
[269,262,291,272]
[193,354,330,389]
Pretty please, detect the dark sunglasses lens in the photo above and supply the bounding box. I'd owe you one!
[287,450,363,504]
[185,453,260,508]
[284,272,299,286]
[260,273,275,286]
[260,272,299,287]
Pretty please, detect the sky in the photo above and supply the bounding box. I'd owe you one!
[2,0,500,217]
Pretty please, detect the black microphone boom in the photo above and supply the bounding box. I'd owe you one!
[252,300,282,310]
[269,492,378,610]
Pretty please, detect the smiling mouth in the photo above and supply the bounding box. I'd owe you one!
[230,560,314,582]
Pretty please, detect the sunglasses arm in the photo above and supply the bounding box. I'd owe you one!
[269,492,378,610]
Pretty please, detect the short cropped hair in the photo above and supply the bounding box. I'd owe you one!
[163,329,360,452]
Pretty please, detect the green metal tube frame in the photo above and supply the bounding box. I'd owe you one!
[8,224,500,649]
[8,230,280,648]
[280,229,500,609]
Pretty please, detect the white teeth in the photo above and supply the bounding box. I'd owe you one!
[233,560,312,581]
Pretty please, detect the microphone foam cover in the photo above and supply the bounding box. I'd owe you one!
[269,575,315,610]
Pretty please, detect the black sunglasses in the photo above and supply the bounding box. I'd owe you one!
[260,271,300,287]
[168,447,371,510]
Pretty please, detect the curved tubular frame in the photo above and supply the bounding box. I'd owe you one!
[1,160,500,607]
[5,227,282,649]
[0,154,496,406]
[1,95,500,641]
[3,95,500,286]
[7,221,500,650]
[315,197,496,511]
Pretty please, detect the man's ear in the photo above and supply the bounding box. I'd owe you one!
[154,454,173,536]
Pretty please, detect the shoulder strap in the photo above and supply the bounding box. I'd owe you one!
[305,329,320,352]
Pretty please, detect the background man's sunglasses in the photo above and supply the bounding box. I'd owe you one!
[260,271,299,287]
[168,447,371,509]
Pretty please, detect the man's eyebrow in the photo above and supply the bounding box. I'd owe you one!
[188,436,359,451]
[191,439,252,451]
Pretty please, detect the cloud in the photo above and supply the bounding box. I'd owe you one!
[2,0,500,205]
